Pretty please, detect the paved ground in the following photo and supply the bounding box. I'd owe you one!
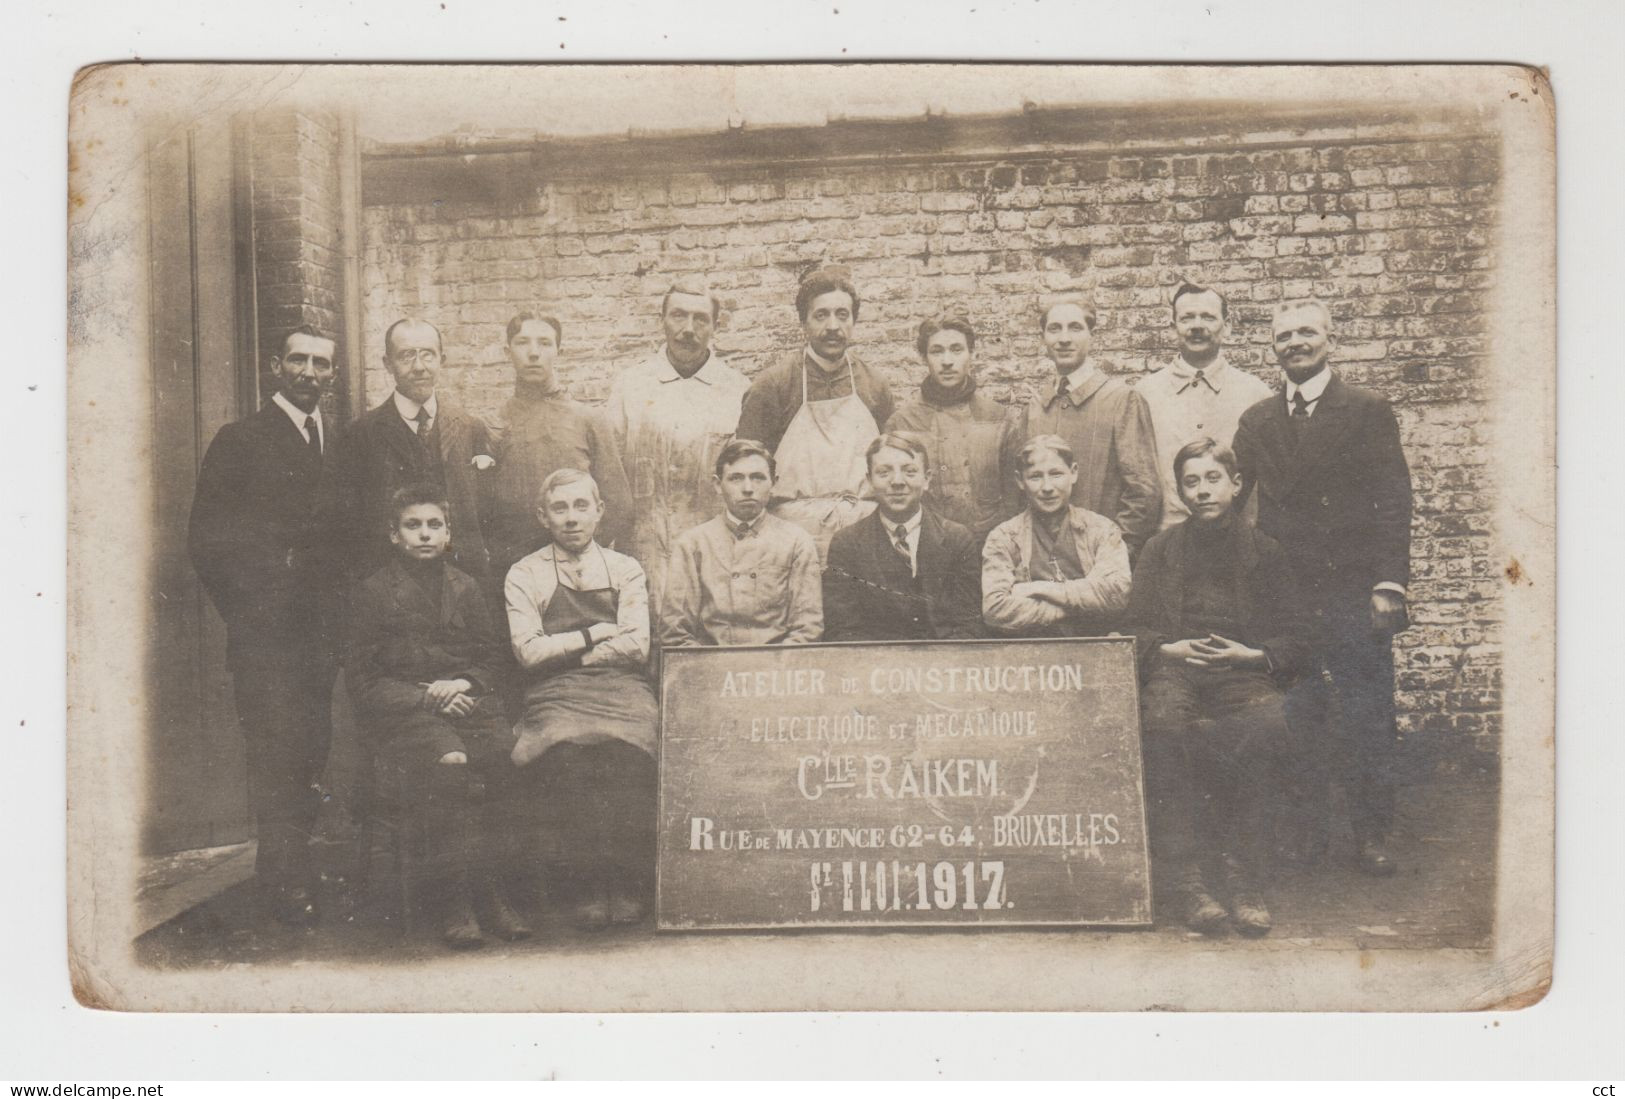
[135,755,1496,974]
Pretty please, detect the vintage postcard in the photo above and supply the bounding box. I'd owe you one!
[65,62,1554,1011]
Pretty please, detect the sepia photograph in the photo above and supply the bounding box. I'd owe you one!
[64,61,1554,1013]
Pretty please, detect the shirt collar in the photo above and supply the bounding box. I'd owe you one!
[271,391,322,440]
[1170,353,1232,388]
[1285,365,1332,406]
[659,345,713,383]
[1046,360,1101,406]
[391,388,438,424]
[884,508,923,538]
[805,345,846,374]
[727,510,763,539]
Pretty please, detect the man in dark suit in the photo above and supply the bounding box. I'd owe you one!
[324,318,496,591]
[823,432,983,642]
[187,326,342,925]
[1233,300,1414,876]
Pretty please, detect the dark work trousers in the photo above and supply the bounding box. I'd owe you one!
[230,643,338,895]
[521,740,657,899]
[371,705,522,914]
[1140,664,1292,877]
[1286,607,1400,845]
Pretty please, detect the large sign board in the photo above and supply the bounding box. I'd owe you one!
[657,637,1151,930]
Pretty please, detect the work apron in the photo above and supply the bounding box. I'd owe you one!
[511,553,658,767]
[770,358,879,561]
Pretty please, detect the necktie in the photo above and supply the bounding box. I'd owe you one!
[304,415,320,456]
[1055,374,1071,403]
[893,523,913,574]
[414,406,432,435]
[1291,391,1311,418]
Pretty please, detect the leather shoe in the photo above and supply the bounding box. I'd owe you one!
[1357,840,1398,877]
[572,889,611,932]
[1230,895,1273,938]
[608,887,647,926]
[1221,855,1272,938]
[440,895,485,950]
[1173,864,1227,934]
[478,881,534,942]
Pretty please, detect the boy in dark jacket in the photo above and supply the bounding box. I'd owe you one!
[1126,438,1310,937]
[346,485,528,949]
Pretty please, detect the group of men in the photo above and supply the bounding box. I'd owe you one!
[187,263,1412,946]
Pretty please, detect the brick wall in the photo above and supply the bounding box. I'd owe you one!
[357,126,1501,754]
[248,108,348,416]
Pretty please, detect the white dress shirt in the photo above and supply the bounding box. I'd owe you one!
[391,389,439,433]
[271,391,324,451]
[1284,364,1332,416]
[882,507,924,576]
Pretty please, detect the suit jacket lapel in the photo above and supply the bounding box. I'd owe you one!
[864,511,913,586]
[914,509,944,582]
[435,398,464,466]
[262,403,322,475]
[1287,374,1356,495]
[374,403,425,469]
[439,566,463,628]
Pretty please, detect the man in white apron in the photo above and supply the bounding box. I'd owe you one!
[736,266,897,562]
[604,278,749,620]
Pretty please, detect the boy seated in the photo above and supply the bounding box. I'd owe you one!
[505,468,660,930]
[1125,438,1310,937]
[981,434,1131,637]
[660,437,823,647]
[823,432,983,641]
[345,484,530,949]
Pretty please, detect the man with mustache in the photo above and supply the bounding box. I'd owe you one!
[1233,299,1414,876]
[1021,291,1162,558]
[484,311,634,585]
[605,279,749,619]
[324,318,497,588]
[1137,283,1273,532]
[188,326,343,927]
[735,266,897,562]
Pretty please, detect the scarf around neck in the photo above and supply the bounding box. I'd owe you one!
[920,373,977,407]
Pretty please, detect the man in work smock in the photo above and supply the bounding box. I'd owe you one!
[735,266,897,563]
[1021,291,1162,559]
[604,278,749,619]
[1136,283,1272,533]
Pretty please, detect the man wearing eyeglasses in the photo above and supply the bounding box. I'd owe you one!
[325,318,498,587]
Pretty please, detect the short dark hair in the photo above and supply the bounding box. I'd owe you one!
[1172,436,1240,486]
[1171,282,1228,321]
[661,277,721,320]
[795,267,861,323]
[387,483,450,526]
[278,324,334,358]
[506,311,563,347]
[865,431,931,474]
[383,318,443,358]
[715,437,776,480]
[915,314,977,360]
